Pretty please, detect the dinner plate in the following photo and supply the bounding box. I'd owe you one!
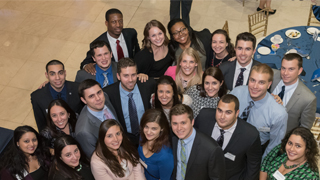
[270,37,283,44]
[307,27,320,35]
[285,29,301,39]
[285,49,297,54]
[258,47,271,55]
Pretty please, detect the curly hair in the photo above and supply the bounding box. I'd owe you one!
[211,29,235,57]
[280,127,319,172]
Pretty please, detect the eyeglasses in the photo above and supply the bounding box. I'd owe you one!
[172,27,187,37]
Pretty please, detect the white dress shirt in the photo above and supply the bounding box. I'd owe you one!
[107,32,129,62]
[232,60,253,88]
[272,79,299,106]
[211,121,238,150]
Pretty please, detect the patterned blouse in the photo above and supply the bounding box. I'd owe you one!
[40,124,75,149]
[185,85,220,119]
[261,144,319,180]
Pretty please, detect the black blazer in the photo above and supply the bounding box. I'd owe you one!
[102,79,156,144]
[172,129,226,180]
[30,81,83,131]
[194,108,262,180]
[219,59,261,91]
[80,28,140,69]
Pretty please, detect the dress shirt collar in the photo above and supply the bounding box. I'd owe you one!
[119,82,139,97]
[107,32,125,44]
[179,127,196,145]
[278,79,299,91]
[87,105,107,121]
[49,83,67,101]
[95,63,112,74]
[249,90,270,108]
[215,119,238,132]
[236,58,253,69]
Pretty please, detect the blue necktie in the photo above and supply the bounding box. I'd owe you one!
[241,101,254,121]
[235,68,246,87]
[181,140,187,180]
[128,93,139,135]
[102,72,109,88]
[278,85,285,100]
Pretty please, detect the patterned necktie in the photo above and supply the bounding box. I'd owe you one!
[278,85,285,100]
[102,72,109,88]
[116,40,124,61]
[235,68,246,87]
[128,93,139,135]
[217,129,225,147]
[241,101,254,121]
[103,108,113,120]
[180,140,187,180]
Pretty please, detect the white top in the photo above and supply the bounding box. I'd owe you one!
[272,79,299,107]
[211,120,238,150]
[232,60,253,88]
[107,32,129,62]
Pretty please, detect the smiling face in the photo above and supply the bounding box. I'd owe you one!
[248,70,272,101]
[212,34,228,55]
[50,105,70,129]
[286,134,307,164]
[171,22,190,45]
[235,40,255,67]
[171,113,194,140]
[204,76,222,98]
[45,64,66,92]
[60,145,80,169]
[281,59,303,86]
[80,84,105,112]
[179,54,198,77]
[105,13,123,39]
[143,122,162,142]
[148,27,165,47]
[104,125,123,153]
[92,45,113,71]
[157,84,174,109]
[117,66,137,92]
[216,101,239,130]
[17,132,38,155]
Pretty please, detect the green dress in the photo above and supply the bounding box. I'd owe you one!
[261,144,319,180]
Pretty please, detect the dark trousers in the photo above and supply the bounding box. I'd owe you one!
[170,0,193,26]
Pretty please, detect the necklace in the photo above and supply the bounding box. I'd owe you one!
[75,163,82,172]
[282,157,303,169]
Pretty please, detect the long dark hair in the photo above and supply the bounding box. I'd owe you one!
[198,67,227,97]
[211,29,235,57]
[48,135,89,180]
[167,19,206,57]
[139,109,171,152]
[155,76,181,110]
[280,127,319,172]
[46,99,77,137]
[94,120,139,178]
[0,126,50,179]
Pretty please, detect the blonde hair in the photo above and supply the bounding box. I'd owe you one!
[175,47,202,93]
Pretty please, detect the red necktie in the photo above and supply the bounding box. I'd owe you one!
[116,40,124,61]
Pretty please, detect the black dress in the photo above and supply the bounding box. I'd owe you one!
[51,163,94,180]
[206,49,232,68]
[134,48,172,77]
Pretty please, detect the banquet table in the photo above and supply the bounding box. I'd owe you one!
[254,26,320,113]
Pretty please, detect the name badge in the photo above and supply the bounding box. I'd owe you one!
[273,170,285,180]
[139,158,148,169]
[258,127,270,132]
[224,152,236,161]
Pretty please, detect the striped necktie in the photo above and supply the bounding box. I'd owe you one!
[181,140,187,180]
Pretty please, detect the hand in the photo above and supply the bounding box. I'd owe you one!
[83,63,96,75]
[38,81,49,89]
[228,56,236,62]
[271,93,283,105]
[137,73,149,83]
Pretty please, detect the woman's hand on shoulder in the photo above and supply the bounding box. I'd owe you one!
[137,73,149,83]
[228,56,236,62]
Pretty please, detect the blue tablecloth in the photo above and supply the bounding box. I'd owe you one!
[254,26,320,113]
[0,127,13,156]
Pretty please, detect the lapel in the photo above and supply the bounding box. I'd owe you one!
[65,81,73,103]
[122,29,132,57]
[104,32,116,62]
[270,69,281,92]
[111,62,118,83]
[223,118,242,152]
[137,81,148,111]
[114,82,125,124]
[172,135,178,166]
[85,106,103,129]
[228,61,236,90]
[186,130,200,172]
[286,80,302,112]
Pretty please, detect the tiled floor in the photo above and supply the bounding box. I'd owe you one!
[0,0,314,131]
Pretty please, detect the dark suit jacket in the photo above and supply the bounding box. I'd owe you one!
[102,79,156,145]
[30,81,83,131]
[219,59,261,91]
[270,69,317,133]
[172,129,225,180]
[75,62,118,83]
[194,108,262,180]
[75,93,118,158]
[80,28,140,69]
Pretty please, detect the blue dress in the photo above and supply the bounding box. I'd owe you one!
[138,145,174,180]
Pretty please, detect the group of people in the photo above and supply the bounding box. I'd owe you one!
[0,7,319,180]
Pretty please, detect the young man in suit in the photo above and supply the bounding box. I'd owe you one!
[195,94,262,180]
[75,40,118,86]
[80,8,140,74]
[270,53,316,133]
[75,79,118,157]
[31,60,83,131]
[219,32,260,91]
[103,58,156,146]
[170,104,225,180]
[230,63,288,159]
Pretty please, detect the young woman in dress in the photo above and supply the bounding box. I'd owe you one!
[164,47,202,93]
[185,67,228,118]
[0,126,51,180]
[91,119,145,180]
[48,135,94,180]
[138,109,174,180]
[260,127,319,179]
